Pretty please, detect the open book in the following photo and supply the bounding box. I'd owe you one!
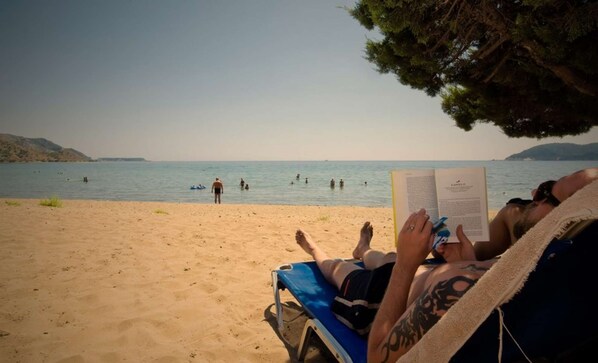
[390,167,489,244]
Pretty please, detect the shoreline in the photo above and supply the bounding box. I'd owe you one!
[0,199,498,362]
[1,197,500,216]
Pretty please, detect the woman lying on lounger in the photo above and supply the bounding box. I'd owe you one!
[296,168,597,362]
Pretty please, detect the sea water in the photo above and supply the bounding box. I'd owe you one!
[0,160,596,211]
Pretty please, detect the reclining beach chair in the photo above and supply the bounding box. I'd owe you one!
[399,179,598,363]
[271,260,367,363]
[273,180,598,363]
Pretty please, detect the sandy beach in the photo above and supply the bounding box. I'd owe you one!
[0,199,497,362]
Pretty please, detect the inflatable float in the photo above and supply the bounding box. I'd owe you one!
[190,185,206,190]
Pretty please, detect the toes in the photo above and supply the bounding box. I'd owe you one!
[295,230,308,242]
[364,222,373,237]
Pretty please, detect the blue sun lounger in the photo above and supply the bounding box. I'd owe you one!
[272,225,598,362]
[272,222,598,363]
[272,260,367,363]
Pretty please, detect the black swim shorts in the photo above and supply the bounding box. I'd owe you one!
[330,262,395,336]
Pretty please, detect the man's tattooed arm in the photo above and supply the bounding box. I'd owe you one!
[379,275,479,363]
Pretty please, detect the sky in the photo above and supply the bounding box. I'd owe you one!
[1,1,596,161]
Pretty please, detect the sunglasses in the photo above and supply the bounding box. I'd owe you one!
[532,180,561,206]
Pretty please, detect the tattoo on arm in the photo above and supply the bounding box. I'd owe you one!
[380,275,478,363]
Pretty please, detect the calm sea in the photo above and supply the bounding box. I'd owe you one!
[0,161,596,211]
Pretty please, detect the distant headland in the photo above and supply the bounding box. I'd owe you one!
[0,133,146,162]
[0,133,92,162]
[505,143,598,161]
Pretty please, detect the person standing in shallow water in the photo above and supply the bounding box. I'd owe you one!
[211,177,224,204]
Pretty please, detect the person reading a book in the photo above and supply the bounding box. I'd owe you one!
[294,219,475,336]
[368,167,598,362]
[294,168,597,361]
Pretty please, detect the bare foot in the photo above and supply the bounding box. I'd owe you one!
[295,229,318,258]
[352,221,373,259]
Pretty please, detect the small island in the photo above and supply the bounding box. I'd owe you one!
[97,158,148,162]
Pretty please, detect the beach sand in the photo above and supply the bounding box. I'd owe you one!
[0,199,497,362]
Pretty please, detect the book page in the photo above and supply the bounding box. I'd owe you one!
[434,167,489,243]
[390,169,439,244]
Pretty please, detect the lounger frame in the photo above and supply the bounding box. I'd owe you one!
[272,260,366,363]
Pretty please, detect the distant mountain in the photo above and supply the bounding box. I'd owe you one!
[505,143,598,160]
[0,133,92,162]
